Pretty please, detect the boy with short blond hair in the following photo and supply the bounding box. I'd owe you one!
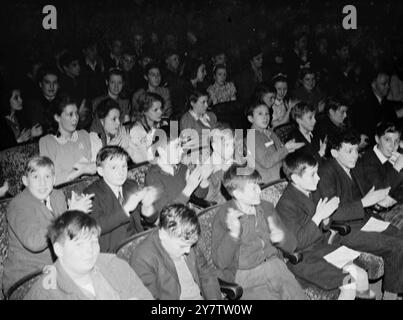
[3,156,92,292]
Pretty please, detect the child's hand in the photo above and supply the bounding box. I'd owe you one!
[361,186,390,208]
[183,166,203,196]
[0,180,9,198]
[319,136,327,157]
[123,189,146,215]
[226,208,243,239]
[30,123,43,138]
[377,195,397,208]
[267,215,284,244]
[391,152,403,172]
[68,191,94,213]
[285,139,305,153]
[312,197,340,226]
[17,128,31,143]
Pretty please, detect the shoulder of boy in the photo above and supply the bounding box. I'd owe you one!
[41,265,57,290]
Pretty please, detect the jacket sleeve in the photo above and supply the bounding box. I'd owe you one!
[194,246,222,300]
[85,185,130,235]
[8,200,50,252]
[251,131,288,170]
[263,202,297,254]
[211,207,241,270]
[315,166,365,222]
[276,198,323,251]
[130,249,159,299]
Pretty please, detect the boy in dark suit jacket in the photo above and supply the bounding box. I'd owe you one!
[314,131,403,299]
[131,204,222,300]
[276,152,372,298]
[84,146,158,253]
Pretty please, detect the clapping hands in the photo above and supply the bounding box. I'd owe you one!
[68,191,94,213]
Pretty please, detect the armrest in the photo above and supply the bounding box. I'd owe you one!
[282,251,303,265]
[329,221,351,236]
[189,194,217,209]
[218,278,243,300]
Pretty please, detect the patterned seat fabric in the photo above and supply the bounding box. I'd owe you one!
[260,179,288,206]
[115,230,154,263]
[0,198,11,299]
[0,142,39,196]
[273,123,296,144]
[354,252,384,280]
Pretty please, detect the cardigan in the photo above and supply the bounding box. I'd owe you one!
[3,188,67,292]
[130,229,221,300]
[25,254,153,300]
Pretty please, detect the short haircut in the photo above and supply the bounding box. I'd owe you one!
[144,62,160,76]
[24,156,55,176]
[95,97,121,120]
[298,67,315,80]
[159,204,200,243]
[223,163,261,196]
[188,89,208,109]
[252,84,277,107]
[107,68,124,82]
[283,151,318,181]
[96,145,129,167]
[290,101,315,121]
[38,65,59,83]
[245,100,269,118]
[375,121,401,138]
[60,51,80,68]
[324,98,349,115]
[328,131,360,151]
[48,210,101,244]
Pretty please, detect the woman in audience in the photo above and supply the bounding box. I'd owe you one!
[183,58,208,96]
[89,97,131,150]
[272,74,294,128]
[206,64,236,105]
[0,86,43,151]
[128,92,163,164]
[39,94,102,185]
[292,68,326,113]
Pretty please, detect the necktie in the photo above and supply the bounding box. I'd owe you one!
[118,192,124,206]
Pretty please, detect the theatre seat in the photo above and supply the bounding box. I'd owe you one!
[4,269,43,300]
[0,197,11,299]
[0,142,39,196]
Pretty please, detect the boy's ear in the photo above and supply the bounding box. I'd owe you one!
[54,114,60,123]
[375,135,380,145]
[97,166,104,177]
[22,175,28,187]
[247,115,254,124]
[330,149,338,159]
[144,75,148,81]
[53,242,63,258]
[290,173,299,185]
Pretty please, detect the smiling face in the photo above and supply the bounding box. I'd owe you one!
[302,73,316,91]
[262,92,276,108]
[10,89,23,111]
[292,164,320,192]
[107,74,123,97]
[331,143,359,169]
[55,231,100,276]
[98,156,128,187]
[248,104,270,130]
[101,108,120,136]
[376,132,400,158]
[296,111,316,133]
[55,104,79,134]
[144,100,163,123]
[146,67,161,88]
[23,166,55,201]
